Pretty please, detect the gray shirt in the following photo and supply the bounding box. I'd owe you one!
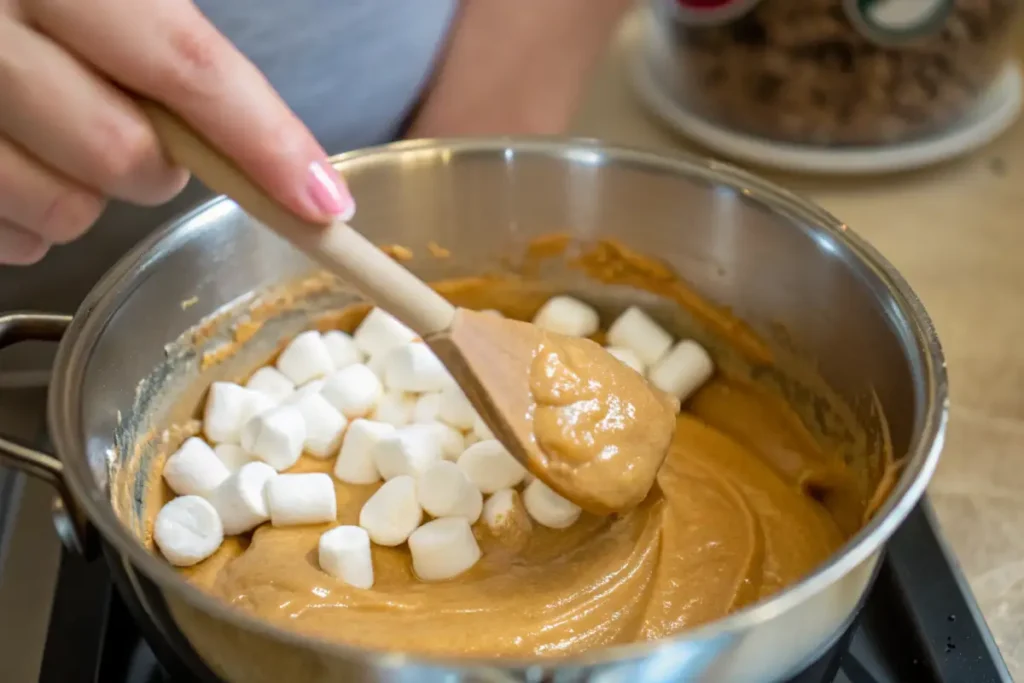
[0,0,456,321]
[198,0,458,152]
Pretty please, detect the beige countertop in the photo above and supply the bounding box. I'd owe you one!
[574,15,1024,679]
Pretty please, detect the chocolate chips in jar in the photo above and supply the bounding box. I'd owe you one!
[645,0,1020,145]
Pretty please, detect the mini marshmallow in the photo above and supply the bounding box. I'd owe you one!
[291,392,348,459]
[241,391,276,425]
[353,308,417,358]
[267,473,337,527]
[321,364,383,419]
[607,306,674,367]
[457,440,527,494]
[319,526,373,589]
[424,422,466,461]
[294,378,326,399]
[366,352,388,379]
[372,392,416,427]
[373,425,444,480]
[276,330,335,386]
[523,479,581,529]
[438,384,477,430]
[382,343,451,393]
[204,382,261,445]
[647,339,714,403]
[334,419,393,485]
[472,415,495,442]
[358,475,423,546]
[322,330,364,370]
[245,367,295,403]
[605,346,646,375]
[208,462,278,535]
[240,404,306,471]
[483,488,533,549]
[214,444,254,472]
[163,437,230,497]
[154,496,224,567]
[417,461,483,523]
[408,518,481,582]
[412,392,442,424]
[532,295,600,338]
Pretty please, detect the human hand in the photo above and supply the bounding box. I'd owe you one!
[0,0,354,265]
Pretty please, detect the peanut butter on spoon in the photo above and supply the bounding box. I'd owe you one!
[431,311,679,514]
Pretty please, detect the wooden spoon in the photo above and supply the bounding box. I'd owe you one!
[140,101,676,514]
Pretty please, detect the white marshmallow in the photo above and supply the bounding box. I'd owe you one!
[605,346,646,375]
[372,425,444,480]
[408,518,481,582]
[214,444,254,472]
[382,343,451,393]
[438,384,477,430]
[240,405,306,471]
[647,339,714,402]
[417,461,483,523]
[319,526,374,589]
[425,422,466,461]
[245,367,295,403]
[523,479,581,529]
[483,488,533,547]
[607,306,674,367]
[321,364,383,419]
[334,419,393,485]
[322,330,364,370]
[208,462,277,535]
[480,309,503,318]
[291,391,348,459]
[163,437,230,497]
[353,308,418,358]
[275,330,335,386]
[457,440,527,494]
[412,392,442,424]
[372,392,416,427]
[267,473,337,527]
[241,391,276,425]
[203,382,264,445]
[358,475,423,546]
[153,495,223,567]
[472,415,495,442]
[294,378,325,399]
[366,352,387,379]
[532,295,600,338]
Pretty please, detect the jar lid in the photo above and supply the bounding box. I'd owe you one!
[844,0,954,45]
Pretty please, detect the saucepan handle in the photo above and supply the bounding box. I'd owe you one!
[0,312,95,557]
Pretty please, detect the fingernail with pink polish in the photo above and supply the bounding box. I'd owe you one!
[306,160,356,221]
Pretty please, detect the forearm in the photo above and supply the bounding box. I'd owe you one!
[407,0,632,137]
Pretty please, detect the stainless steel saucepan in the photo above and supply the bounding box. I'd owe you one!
[0,139,947,682]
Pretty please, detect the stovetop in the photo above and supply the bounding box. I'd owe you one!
[27,497,1013,683]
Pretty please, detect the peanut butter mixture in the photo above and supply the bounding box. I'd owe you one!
[157,283,874,659]
[130,240,889,659]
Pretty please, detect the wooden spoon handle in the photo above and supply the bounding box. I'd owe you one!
[139,100,456,338]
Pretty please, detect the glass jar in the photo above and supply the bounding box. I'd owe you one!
[644,0,1020,146]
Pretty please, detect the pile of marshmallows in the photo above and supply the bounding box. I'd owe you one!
[153,296,714,589]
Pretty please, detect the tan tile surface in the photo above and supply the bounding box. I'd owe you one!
[575,14,1024,678]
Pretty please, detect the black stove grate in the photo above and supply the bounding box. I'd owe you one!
[38,501,1012,683]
